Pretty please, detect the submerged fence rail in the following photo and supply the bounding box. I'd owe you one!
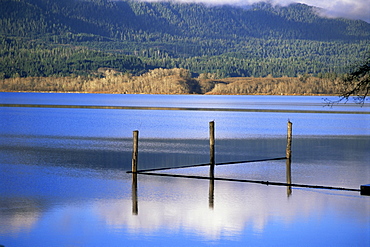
[127,157,287,174]
[136,172,361,192]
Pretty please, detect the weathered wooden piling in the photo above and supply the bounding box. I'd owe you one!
[286,120,292,161]
[209,121,215,208]
[132,130,139,173]
[209,121,215,178]
[131,130,139,214]
[286,121,292,196]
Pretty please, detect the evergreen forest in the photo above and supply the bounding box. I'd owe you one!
[0,0,369,92]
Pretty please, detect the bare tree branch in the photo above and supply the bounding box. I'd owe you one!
[325,54,370,106]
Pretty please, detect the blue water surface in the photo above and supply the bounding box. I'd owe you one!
[0,93,369,246]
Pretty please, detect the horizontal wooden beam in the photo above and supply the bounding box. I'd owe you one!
[127,157,287,173]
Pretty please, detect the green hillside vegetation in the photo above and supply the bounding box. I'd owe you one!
[0,37,146,78]
[0,0,369,86]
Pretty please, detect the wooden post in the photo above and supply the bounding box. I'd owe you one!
[286,121,292,196]
[209,121,215,178]
[209,121,215,208]
[132,130,139,173]
[286,121,292,160]
[132,130,139,214]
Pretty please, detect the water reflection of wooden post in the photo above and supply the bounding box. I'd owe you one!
[209,178,214,209]
[132,130,139,215]
[132,173,138,215]
[286,121,292,196]
[209,121,215,178]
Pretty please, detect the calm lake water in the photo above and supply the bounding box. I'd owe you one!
[0,93,369,246]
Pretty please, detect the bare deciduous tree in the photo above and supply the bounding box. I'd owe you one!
[326,54,370,105]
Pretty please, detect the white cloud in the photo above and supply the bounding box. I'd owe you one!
[305,0,370,22]
[138,0,370,22]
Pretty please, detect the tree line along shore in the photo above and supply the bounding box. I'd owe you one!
[0,68,348,95]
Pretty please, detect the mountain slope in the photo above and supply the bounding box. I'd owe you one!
[0,0,369,78]
[2,0,369,40]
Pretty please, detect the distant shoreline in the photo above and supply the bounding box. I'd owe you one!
[0,68,348,96]
[0,89,340,96]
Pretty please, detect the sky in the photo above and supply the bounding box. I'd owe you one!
[141,0,370,23]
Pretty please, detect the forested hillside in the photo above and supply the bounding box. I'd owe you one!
[0,0,369,79]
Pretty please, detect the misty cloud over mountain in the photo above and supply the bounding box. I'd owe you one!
[137,0,370,22]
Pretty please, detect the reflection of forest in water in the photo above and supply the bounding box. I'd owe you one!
[1,135,369,182]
